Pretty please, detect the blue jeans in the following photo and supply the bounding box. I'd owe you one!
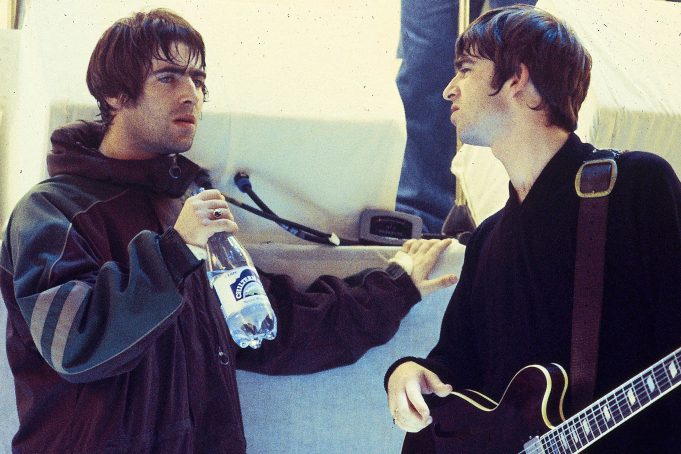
[395,0,535,233]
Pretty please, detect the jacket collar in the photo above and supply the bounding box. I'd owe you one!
[48,121,208,198]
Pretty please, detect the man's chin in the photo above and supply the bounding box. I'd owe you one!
[458,131,489,148]
[155,140,194,155]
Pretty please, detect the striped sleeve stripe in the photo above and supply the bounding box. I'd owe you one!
[29,282,90,370]
[29,287,59,351]
[51,282,89,373]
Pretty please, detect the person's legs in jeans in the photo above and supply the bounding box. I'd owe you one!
[395,0,460,234]
[395,1,534,233]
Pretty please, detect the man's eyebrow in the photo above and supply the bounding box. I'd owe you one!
[455,56,475,70]
[151,65,206,79]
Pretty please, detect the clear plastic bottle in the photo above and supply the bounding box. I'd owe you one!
[206,232,277,348]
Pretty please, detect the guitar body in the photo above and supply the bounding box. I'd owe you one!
[419,364,568,453]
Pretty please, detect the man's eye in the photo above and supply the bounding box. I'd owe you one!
[193,79,205,89]
[158,75,175,83]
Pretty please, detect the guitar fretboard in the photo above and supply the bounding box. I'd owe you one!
[522,348,681,454]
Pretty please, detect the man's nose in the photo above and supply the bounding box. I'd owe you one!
[180,76,201,105]
[442,76,458,101]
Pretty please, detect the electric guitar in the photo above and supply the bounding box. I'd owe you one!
[428,346,681,453]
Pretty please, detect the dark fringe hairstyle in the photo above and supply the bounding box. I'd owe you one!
[86,9,207,127]
[456,5,591,132]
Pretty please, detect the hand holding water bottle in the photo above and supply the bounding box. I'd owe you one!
[175,187,277,349]
[174,188,238,246]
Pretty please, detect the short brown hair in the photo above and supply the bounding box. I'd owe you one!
[86,9,207,127]
[456,5,591,132]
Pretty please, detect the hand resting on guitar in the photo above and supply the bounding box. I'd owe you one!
[387,362,453,432]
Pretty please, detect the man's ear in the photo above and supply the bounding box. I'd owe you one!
[105,94,127,110]
[507,63,542,109]
[508,63,532,97]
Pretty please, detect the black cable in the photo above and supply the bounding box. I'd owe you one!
[229,172,436,247]
[232,172,372,246]
[233,171,337,244]
[242,187,275,215]
[223,195,361,246]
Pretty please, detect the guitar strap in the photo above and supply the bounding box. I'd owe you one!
[570,150,619,413]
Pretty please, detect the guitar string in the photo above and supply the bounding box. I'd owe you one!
[542,367,672,454]
[521,364,674,454]
[537,356,679,453]
[527,356,675,453]
[518,353,680,454]
[523,366,671,454]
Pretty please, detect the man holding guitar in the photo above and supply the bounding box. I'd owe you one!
[385,5,681,453]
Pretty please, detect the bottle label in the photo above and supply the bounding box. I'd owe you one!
[212,266,268,314]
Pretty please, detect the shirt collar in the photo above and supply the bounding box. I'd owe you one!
[506,133,595,210]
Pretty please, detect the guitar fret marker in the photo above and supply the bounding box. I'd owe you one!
[559,433,569,449]
[646,376,656,392]
[570,425,580,444]
[434,351,681,453]
[626,389,636,405]
[601,404,612,421]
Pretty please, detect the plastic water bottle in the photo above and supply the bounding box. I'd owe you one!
[206,232,277,348]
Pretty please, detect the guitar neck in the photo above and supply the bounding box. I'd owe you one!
[525,347,681,454]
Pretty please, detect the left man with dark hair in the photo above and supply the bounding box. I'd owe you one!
[0,9,456,453]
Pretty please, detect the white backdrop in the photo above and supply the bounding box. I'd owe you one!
[452,0,681,225]
[0,0,406,242]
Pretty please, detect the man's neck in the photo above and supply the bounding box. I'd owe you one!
[491,126,570,203]
[99,124,153,160]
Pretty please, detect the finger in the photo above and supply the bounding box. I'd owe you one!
[210,207,234,221]
[398,415,431,433]
[392,387,422,424]
[194,188,225,201]
[393,393,429,432]
[427,380,454,398]
[413,238,451,258]
[419,274,459,293]
[404,380,431,422]
[410,240,454,279]
[409,240,438,256]
[391,391,412,427]
[406,239,425,254]
[205,199,230,210]
[430,237,453,253]
[401,239,416,253]
[210,219,239,234]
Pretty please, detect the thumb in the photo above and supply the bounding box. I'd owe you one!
[418,274,459,297]
[422,371,453,397]
[432,382,454,398]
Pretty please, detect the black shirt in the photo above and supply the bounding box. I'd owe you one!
[390,134,681,453]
